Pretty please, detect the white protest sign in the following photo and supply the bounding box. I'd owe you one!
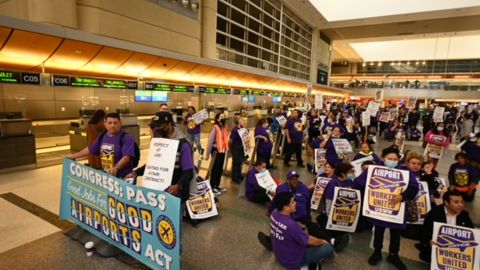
[362,165,409,224]
[332,138,353,155]
[367,101,380,117]
[379,112,390,123]
[311,176,331,210]
[431,222,480,270]
[468,104,474,114]
[191,109,209,124]
[351,155,374,177]
[237,128,250,156]
[362,111,371,127]
[424,143,445,159]
[408,181,431,225]
[255,170,277,200]
[142,138,179,191]
[315,94,324,109]
[314,148,327,174]
[406,97,417,109]
[186,181,218,219]
[276,115,287,127]
[389,108,398,121]
[433,106,445,122]
[326,187,362,233]
[375,89,384,102]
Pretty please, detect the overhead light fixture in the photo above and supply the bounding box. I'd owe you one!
[415,61,419,65]
[422,61,426,65]
[377,62,382,67]
[406,61,410,65]
[362,62,366,67]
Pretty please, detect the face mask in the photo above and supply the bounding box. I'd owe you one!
[384,161,398,169]
[260,168,267,173]
[470,137,477,142]
[347,174,355,181]
[220,119,226,125]
[437,127,444,131]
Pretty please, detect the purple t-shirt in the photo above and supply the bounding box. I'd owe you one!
[271,209,309,269]
[185,114,201,135]
[269,182,311,221]
[324,176,353,200]
[89,130,135,178]
[254,126,273,155]
[245,167,261,201]
[286,118,304,144]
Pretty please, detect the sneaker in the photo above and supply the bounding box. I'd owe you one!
[368,250,382,265]
[257,232,272,251]
[218,186,227,193]
[212,188,222,195]
[387,253,407,270]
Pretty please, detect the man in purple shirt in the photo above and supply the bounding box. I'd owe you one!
[284,110,305,167]
[68,112,136,178]
[270,192,333,270]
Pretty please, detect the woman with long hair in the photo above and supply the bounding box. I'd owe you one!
[86,109,106,169]
[184,106,204,155]
[205,112,230,194]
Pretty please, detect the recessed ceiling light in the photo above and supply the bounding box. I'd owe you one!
[74,50,83,54]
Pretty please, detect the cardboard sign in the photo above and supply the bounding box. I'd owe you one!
[408,181,431,225]
[379,112,391,123]
[314,148,327,174]
[326,187,362,233]
[394,130,405,153]
[362,165,409,224]
[186,181,218,220]
[332,138,353,155]
[315,94,324,110]
[367,101,380,117]
[60,160,181,270]
[191,109,209,124]
[433,106,445,123]
[362,111,371,127]
[431,222,480,270]
[425,143,445,159]
[375,89,384,102]
[255,170,277,200]
[142,138,179,191]
[276,115,287,127]
[237,128,250,157]
[351,155,374,177]
[389,108,398,121]
[311,176,331,210]
[406,96,417,109]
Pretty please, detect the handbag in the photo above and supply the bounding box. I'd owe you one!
[405,199,419,223]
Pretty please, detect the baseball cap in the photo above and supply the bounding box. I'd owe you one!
[287,170,300,179]
[149,112,174,129]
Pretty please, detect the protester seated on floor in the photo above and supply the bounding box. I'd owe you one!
[308,161,335,190]
[353,142,381,164]
[245,160,274,204]
[258,171,332,251]
[320,126,346,166]
[269,192,334,270]
[416,190,474,263]
[448,152,479,202]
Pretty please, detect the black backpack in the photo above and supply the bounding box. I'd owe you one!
[98,130,140,168]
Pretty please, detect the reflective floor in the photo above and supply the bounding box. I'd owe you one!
[0,133,478,270]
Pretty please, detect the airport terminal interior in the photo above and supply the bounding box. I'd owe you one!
[1,0,480,269]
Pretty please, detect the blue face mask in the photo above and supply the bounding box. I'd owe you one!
[347,175,355,181]
[384,161,398,169]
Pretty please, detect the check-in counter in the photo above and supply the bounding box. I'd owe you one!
[0,119,36,169]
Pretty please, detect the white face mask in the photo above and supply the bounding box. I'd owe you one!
[437,127,444,131]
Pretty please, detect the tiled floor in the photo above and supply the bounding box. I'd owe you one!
[0,133,478,270]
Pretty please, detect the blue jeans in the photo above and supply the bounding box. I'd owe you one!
[302,243,334,267]
[187,133,203,153]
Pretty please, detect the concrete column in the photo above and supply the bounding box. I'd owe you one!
[201,0,217,59]
[309,28,319,83]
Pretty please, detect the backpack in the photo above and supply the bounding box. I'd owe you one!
[98,130,140,168]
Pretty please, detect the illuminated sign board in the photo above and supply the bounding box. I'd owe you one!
[199,87,231,94]
[233,89,249,95]
[145,83,194,92]
[0,71,40,85]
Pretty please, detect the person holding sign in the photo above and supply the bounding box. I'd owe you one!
[353,142,381,165]
[184,106,204,156]
[320,126,344,166]
[424,122,450,149]
[254,118,273,169]
[448,153,479,202]
[284,110,305,168]
[68,112,136,178]
[245,160,273,204]
[417,190,474,263]
[269,192,334,270]
[126,112,194,202]
[352,146,419,270]
[205,112,230,194]
[230,116,249,184]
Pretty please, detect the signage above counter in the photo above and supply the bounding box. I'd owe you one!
[52,75,138,89]
[232,89,250,96]
[145,83,194,92]
[199,86,231,95]
[0,71,40,85]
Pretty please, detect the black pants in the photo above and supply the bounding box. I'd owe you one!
[284,142,303,165]
[210,149,225,189]
[257,152,271,168]
[373,226,402,254]
[231,146,245,183]
[249,190,270,204]
[298,216,330,241]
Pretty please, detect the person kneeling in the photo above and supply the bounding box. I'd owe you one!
[271,192,334,270]
[246,160,274,204]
